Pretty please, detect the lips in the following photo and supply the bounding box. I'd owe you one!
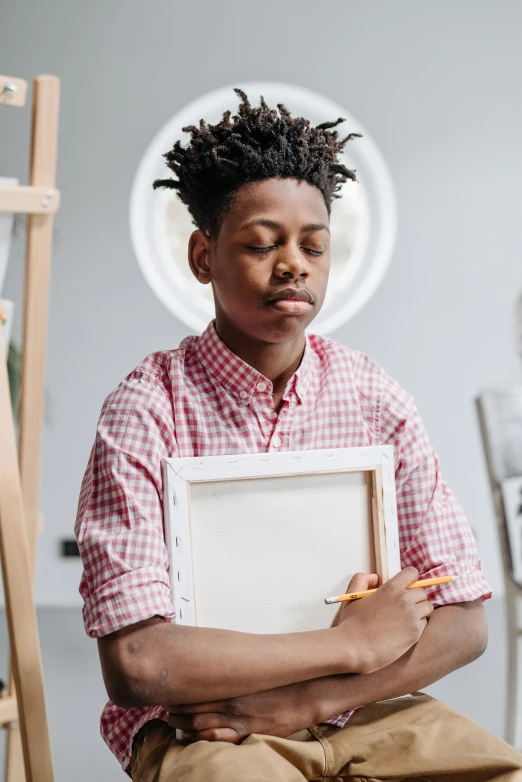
[267,288,314,305]
[266,287,315,315]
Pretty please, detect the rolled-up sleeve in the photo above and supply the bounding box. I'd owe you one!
[378,371,492,606]
[75,370,176,637]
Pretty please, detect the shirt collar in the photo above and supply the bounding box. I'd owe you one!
[195,321,312,405]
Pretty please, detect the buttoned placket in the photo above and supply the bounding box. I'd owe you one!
[240,379,297,451]
[269,393,299,451]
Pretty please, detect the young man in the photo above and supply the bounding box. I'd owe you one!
[76,90,521,781]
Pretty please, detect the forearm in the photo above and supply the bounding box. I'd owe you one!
[100,617,350,707]
[163,602,487,743]
[99,567,437,710]
[310,601,487,722]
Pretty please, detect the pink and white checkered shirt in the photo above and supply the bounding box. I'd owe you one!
[75,321,491,771]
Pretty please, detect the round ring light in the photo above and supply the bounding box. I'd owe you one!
[130,82,397,335]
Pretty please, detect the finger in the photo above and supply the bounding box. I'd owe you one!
[410,587,428,604]
[388,566,419,588]
[346,572,379,593]
[195,728,242,743]
[416,600,434,620]
[166,712,226,732]
[166,714,197,731]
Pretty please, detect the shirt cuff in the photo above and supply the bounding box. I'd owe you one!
[82,567,175,638]
[424,566,492,606]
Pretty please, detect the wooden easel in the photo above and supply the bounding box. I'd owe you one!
[476,388,522,748]
[0,73,59,782]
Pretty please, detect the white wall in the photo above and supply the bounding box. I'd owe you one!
[1,0,521,606]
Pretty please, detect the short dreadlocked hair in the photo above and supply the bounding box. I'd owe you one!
[153,89,361,236]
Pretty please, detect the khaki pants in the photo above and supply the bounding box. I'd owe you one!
[130,693,522,782]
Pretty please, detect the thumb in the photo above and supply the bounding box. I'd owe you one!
[346,572,379,593]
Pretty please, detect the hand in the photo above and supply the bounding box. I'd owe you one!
[165,682,315,744]
[335,567,433,675]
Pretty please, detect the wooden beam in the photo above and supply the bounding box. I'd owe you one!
[18,75,60,566]
[5,723,24,782]
[5,73,60,782]
[0,325,55,782]
[0,698,18,728]
[0,186,60,215]
[0,76,28,108]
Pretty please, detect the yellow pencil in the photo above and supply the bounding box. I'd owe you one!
[324,575,454,604]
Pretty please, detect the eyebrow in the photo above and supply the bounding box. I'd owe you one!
[240,218,330,234]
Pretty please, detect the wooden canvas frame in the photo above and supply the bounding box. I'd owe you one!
[163,446,400,632]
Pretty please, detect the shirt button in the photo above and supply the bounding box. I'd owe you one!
[257,382,267,392]
[272,436,282,448]
[240,391,248,399]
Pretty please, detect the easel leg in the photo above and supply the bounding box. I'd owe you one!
[3,75,59,782]
[5,669,24,782]
[5,720,24,782]
[505,579,520,748]
[0,320,55,782]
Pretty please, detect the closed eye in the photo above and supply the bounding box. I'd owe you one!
[248,246,324,256]
[248,246,277,253]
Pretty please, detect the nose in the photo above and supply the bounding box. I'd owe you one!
[273,243,309,280]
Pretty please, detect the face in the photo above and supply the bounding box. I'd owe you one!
[188,177,330,345]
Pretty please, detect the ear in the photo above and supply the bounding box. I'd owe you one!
[188,230,213,284]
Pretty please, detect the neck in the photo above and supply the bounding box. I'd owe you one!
[214,319,305,397]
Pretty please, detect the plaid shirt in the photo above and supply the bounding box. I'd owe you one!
[75,321,491,771]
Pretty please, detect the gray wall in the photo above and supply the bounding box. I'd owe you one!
[2,0,522,606]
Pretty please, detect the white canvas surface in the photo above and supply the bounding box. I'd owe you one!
[0,177,17,296]
[188,471,373,634]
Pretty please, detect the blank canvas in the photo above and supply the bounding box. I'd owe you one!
[163,446,400,635]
